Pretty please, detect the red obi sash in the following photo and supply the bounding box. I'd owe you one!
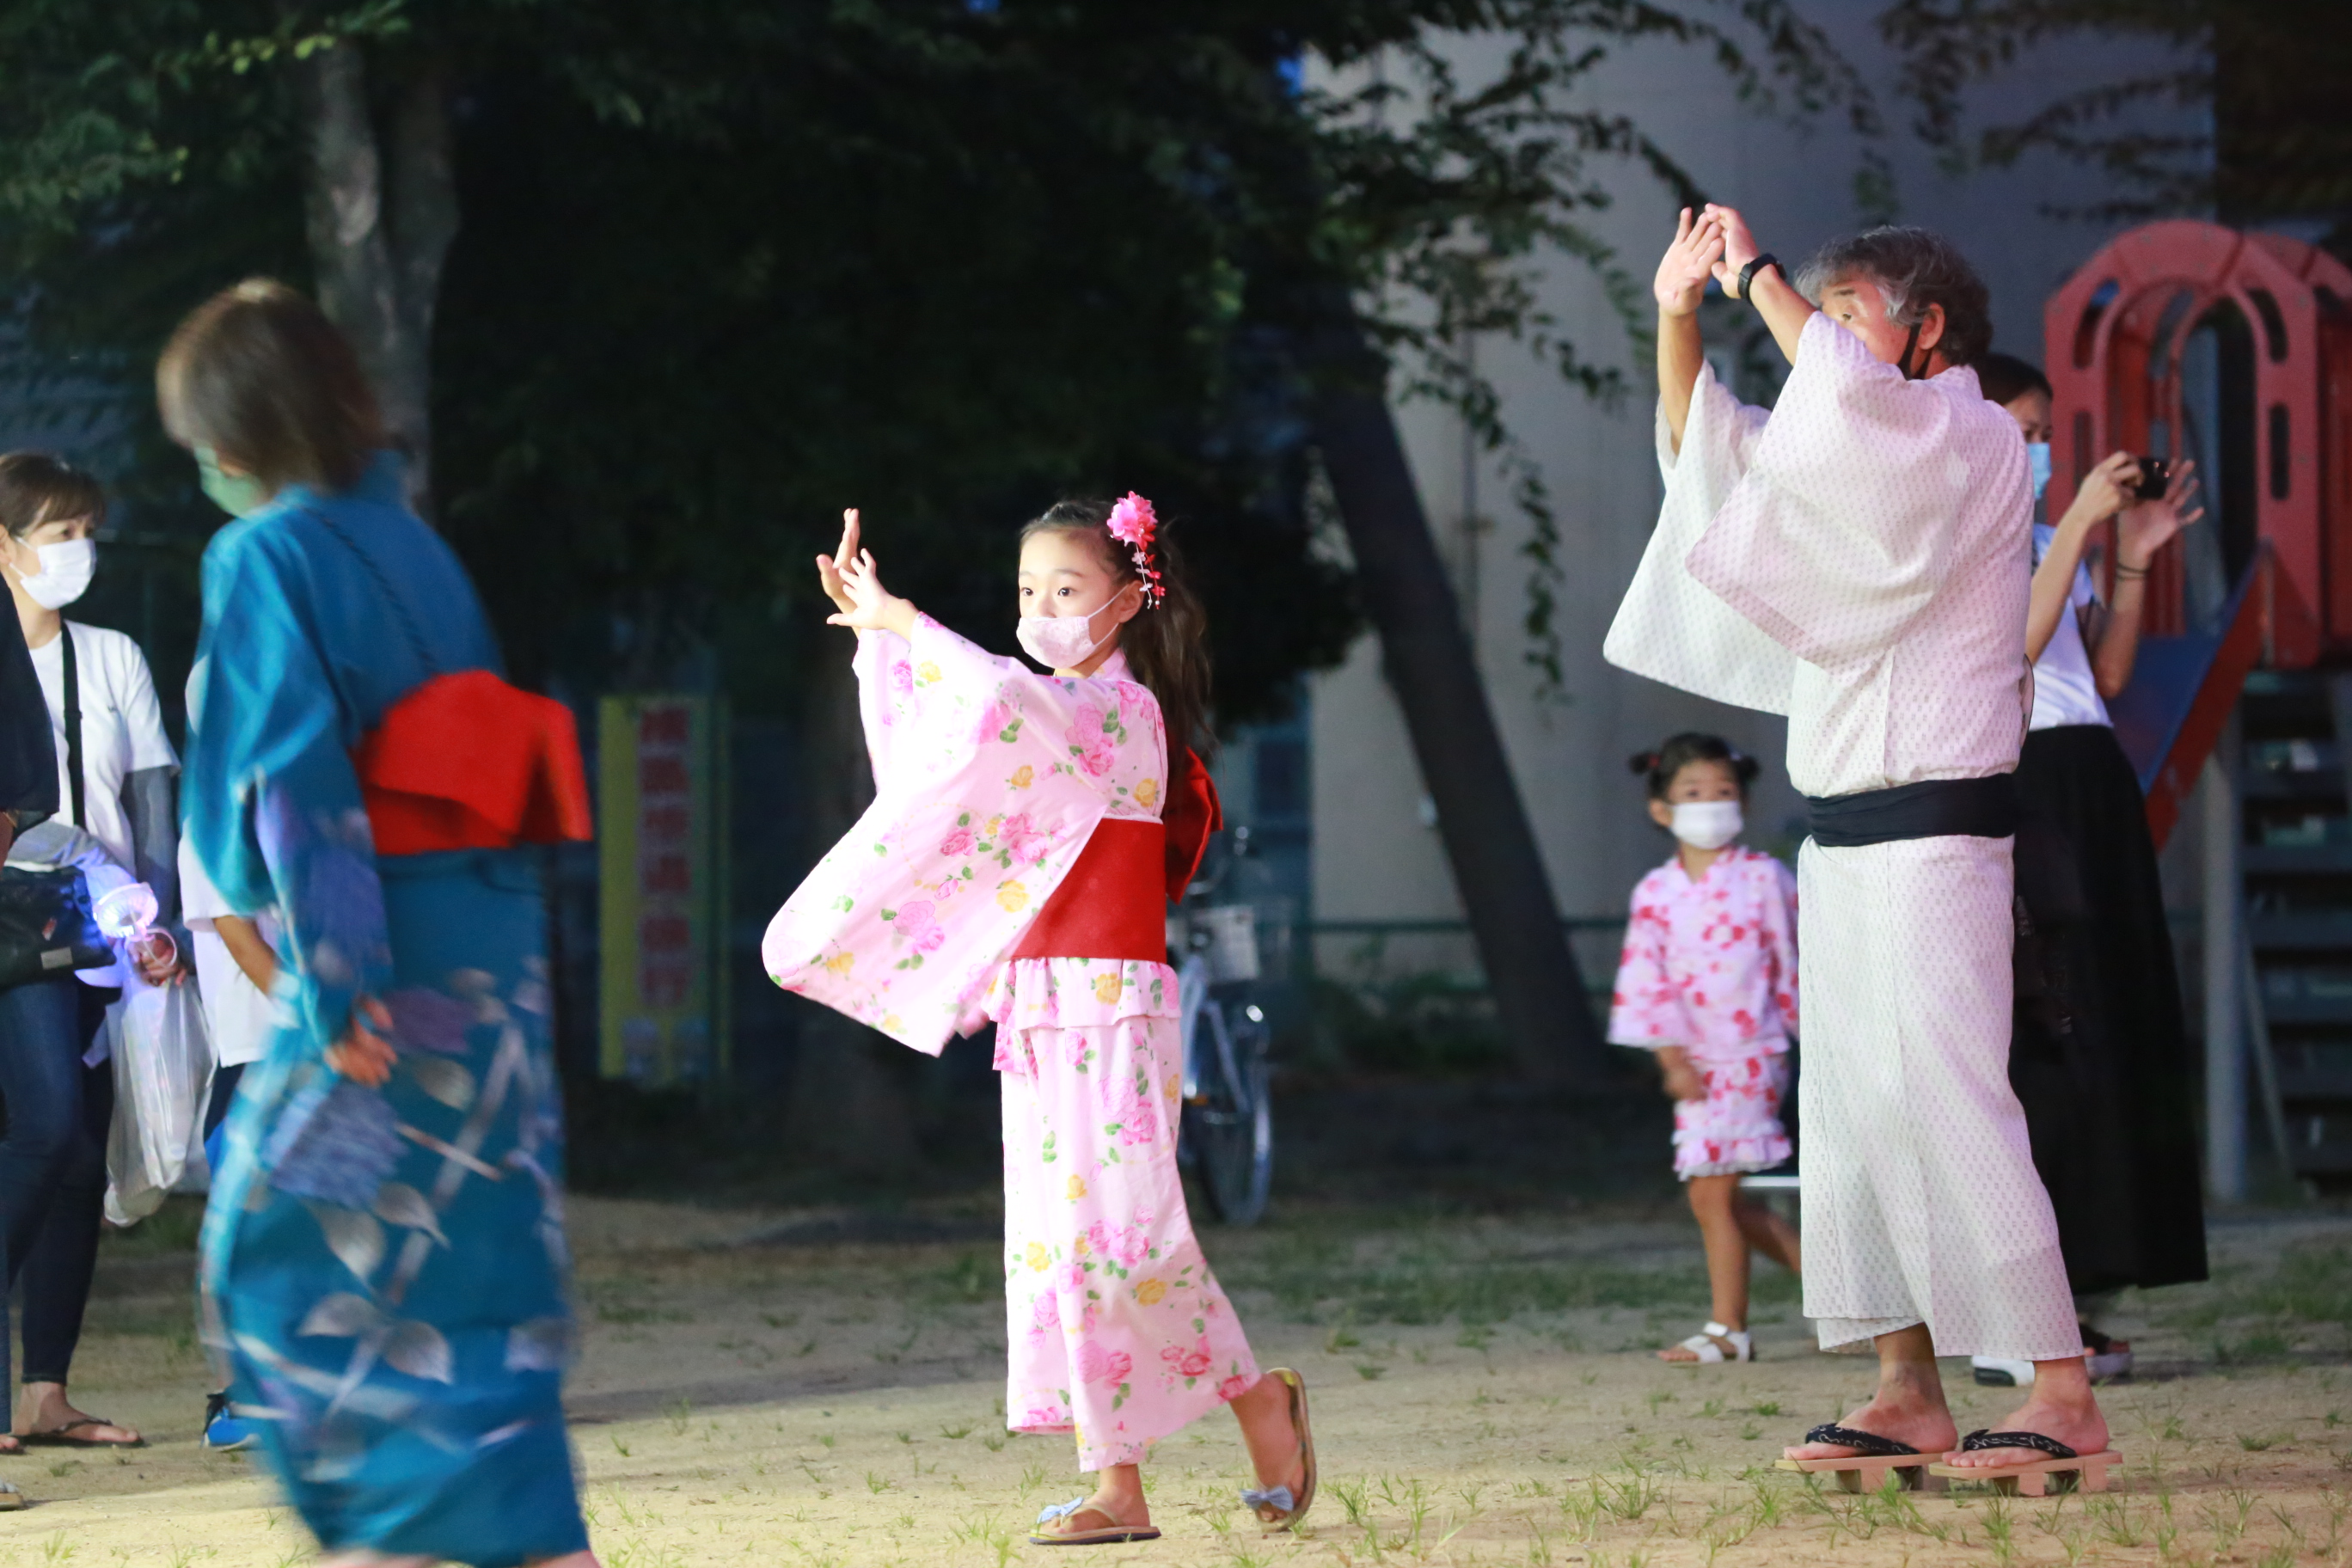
[1008,750,1222,963]
[352,670,594,855]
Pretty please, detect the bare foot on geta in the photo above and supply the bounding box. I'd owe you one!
[1783,1387,1957,1462]
[1939,1389,2109,1471]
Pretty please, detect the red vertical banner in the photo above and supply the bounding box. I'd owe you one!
[599,695,730,1084]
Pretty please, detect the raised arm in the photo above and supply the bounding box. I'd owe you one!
[2088,459,2203,697]
[1655,208,1724,454]
[1706,204,1814,365]
[2026,452,2137,662]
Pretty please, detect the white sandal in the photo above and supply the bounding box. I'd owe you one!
[1663,1321,1752,1363]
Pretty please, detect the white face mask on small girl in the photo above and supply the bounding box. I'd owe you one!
[1016,592,1127,670]
[1669,800,1743,851]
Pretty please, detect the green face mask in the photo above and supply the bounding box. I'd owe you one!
[195,445,273,518]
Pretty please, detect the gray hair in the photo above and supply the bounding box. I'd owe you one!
[1791,225,1994,366]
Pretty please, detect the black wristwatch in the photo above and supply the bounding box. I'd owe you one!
[1736,254,1780,302]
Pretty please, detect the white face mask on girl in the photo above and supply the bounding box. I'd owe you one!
[1669,800,1743,851]
[1016,593,1126,671]
[7,537,95,609]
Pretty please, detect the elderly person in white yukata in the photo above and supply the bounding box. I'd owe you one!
[1605,206,2108,1475]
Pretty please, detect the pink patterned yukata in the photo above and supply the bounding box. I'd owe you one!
[763,617,1256,1472]
[1608,846,1799,1179]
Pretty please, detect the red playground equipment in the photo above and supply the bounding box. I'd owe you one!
[2052,218,2352,1187]
[2044,219,2352,843]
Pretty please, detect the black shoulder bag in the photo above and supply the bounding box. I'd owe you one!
[0,626,111,990]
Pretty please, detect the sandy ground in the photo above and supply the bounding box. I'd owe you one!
[1,1195,2349,1565]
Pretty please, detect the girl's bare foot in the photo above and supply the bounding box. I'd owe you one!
[1230,1372,1307,1502]
[1035,1463,1152,1539]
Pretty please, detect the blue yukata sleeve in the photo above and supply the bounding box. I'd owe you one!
[185,521,391,1057]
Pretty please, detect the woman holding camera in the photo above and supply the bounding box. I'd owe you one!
[1973,353,2210,1387]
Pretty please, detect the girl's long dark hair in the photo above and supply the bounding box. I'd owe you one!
[1022,498,1214,761]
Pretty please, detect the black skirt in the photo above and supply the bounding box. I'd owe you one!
[2012,723,2208,1295]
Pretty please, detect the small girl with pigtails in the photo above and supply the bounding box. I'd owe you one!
[1608,732,1803,1364]
[764,496,1314,1545]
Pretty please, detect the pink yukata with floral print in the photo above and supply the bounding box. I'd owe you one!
[1607,845,1800,1179]
[763,615,1258,1472]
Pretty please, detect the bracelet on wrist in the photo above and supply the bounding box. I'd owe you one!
[1737,254,1780,303]
[2115,564,2150,579]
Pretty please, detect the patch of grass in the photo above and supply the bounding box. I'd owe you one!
[1212,1222,1711,1326]
[928,1251,995,1306]
[98,1193,207,1255]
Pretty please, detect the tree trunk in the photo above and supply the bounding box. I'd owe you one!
[1310,315,1608,1086]
[781,641,922,1173]
[292,41,456,513]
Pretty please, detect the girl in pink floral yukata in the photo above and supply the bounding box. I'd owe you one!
[763,499,1313,1547]
[1608,732,1804,1365]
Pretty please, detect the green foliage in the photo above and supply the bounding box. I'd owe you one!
[1881,0,2352,229]
[0,1,1866,722]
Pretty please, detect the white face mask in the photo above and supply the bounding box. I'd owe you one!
[1016,593,1127,671]
[1669,800,1743,851]
[7,537,95,609]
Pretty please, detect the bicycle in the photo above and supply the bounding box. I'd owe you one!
[1174,837,1274,1226]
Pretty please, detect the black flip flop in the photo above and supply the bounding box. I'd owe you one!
[1798,1423,1921,1457]
[20,1417,143,1449]
[1958,1429,2078,1461]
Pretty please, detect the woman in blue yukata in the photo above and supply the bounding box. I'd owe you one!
[162,279,599,1568]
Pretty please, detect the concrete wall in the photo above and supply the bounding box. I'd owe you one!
[1308,8,2202,986]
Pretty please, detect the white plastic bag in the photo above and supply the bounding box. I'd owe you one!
[105,967,215,1227]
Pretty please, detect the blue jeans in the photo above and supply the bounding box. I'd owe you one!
[0,976,113,1393]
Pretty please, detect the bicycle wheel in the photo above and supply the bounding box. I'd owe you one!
[1186,1012,1272,1227]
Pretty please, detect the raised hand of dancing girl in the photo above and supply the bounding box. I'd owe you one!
[817,507,917,640]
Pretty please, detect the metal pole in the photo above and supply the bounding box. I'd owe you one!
[2202,750,2245,1204]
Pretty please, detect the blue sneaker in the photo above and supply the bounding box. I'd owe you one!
[203,1392,255,1452]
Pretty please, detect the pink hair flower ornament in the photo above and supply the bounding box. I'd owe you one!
[1106,491,1166,607]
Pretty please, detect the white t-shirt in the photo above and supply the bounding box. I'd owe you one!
[2028,524,2112,732]
[28,621,179,868]
[177,840,281,1069]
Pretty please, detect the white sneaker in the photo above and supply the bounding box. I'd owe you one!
[1969,1355,2036,1387]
